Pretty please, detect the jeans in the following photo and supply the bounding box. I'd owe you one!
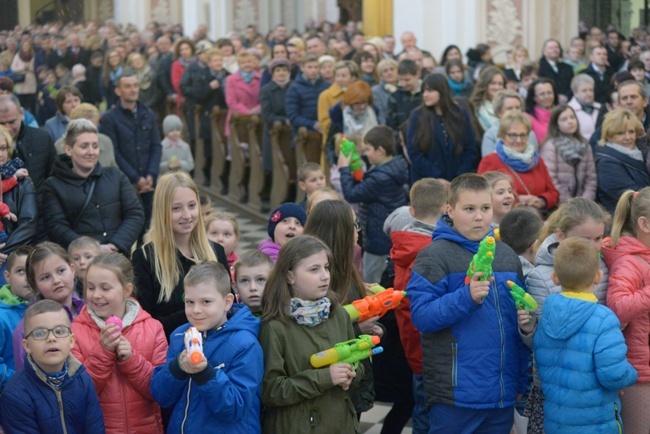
[362,252,387,284]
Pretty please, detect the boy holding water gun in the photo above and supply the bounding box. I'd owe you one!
[151,262,263,434]
[408,174,529,433]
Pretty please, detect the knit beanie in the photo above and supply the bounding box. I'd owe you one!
[267,203,307,241]
[163,114,183,135]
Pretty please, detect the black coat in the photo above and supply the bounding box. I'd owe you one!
[538,57,575,99]
[260,81,289,126]
[13,124,56,192]
[2,177,37,254]
[180,61,228,111]
[41,154,145,253]
[583,64,612,105]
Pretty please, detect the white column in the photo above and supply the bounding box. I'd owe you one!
[325,0,339,24]
[393,0,424,53]
[183,0,202,37]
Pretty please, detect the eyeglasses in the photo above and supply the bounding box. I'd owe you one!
[24,326,71,340]
[506,133,528,141]
[354,218,361,231]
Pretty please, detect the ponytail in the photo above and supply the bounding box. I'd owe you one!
[611,188,650,246]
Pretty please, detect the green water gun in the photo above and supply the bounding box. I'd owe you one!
[341,136,364,181]
[465,236,496,284]
[310,335,383,369]
[507,280,538,312]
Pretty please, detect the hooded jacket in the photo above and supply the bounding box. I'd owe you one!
[258,238,281,262]
[408,216,529,408]
[602,235,650,382]
[0,285,28,389]
[151,305,263,434]
[534,293,637,433]
[71,299,167,434]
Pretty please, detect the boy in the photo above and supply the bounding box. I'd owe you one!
[68,236,101,295]
[387,59,422,133]
[408,174,529,433]
[199,191,214,219]
[338,125,409,283]
[525,237,637,434]
[285,53,330,137]
[296,162,326,210]
[0,300,105,433]
[151,262,263,434]
[0,246,33,389]
[499,207,544,278]
[233,250,274,316]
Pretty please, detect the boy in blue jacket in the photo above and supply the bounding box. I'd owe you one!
[0,300,105,434]
[151,261,263,434]
[408,173,529,433]
[524,237,637,434]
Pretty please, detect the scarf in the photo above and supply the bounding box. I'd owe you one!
[178,56,196,68]
[109,66,123,85]
[447,76,467,95]
[289,296,331,327]
[33,357,68,391]
[496,139,539,172]
[240,70,254,83]
[343,105,378,139]
[0,157,25,180]
[605,142,644,161]
[553,135,587,166]
[135,65,153,90]
[274,78,290,88]
[577,99,595,115]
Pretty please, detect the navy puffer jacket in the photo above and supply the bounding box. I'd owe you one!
[285,73,330,134]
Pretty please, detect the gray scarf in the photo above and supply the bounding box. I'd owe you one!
[553,135,587,166]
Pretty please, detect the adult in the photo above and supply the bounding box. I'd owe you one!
[407,73,478,184]
[125,51,158,109]
[470,66,507,133]
[44,85,82,142]
[99,74,161,234]
[481,90,538,156]
[67,34,89,67]
[382,35,396,59]
[133,172,228,338]
[100,48,124,109]
[372,58,399,124]
[478,111,559,212]
[583,45,612,105]
[538,39,574,101]
[260,43,294,88]
[318,60,359,144]
[150,36,175,109]
[567,74,601,141]
[10,40,37,114]
[435,45,464,73]
[306,35,327,58]
[595,108,650,215]
[503,46,530,84]
[605,29,625,72]
[344,31,366,60]
[42,119,144,253]
[170,38,196,115]
[525,78,559,144]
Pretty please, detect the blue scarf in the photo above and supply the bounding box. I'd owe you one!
[0,157,25,179]
[496,140,538,172]
[109,66,123,85]
[240,70,254,83]
[447,76,467,95]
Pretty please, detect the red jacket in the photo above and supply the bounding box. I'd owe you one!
[602,235,650,382]
[478,153,560,210]
[72,299,168,433]
[390,230,432,374]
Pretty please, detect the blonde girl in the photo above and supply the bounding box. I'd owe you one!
[482,171,515,227]
[205,211,241,266]
[72,253,167,433]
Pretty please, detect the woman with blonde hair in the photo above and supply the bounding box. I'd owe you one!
[470,66,507,134]
[133,172,229,338]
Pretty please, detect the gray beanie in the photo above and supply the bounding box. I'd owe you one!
[163,114,183,135]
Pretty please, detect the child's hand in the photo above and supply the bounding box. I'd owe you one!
[517,309,536,334]
[178,349,208,374]
[337,150,351,168]
[14,168,28,179]
[329,363,354,389]
[99,324,121,352]
[341,366,357,391]
[116,336,132,361]
[469,272,492,304]
[358,316,380,335]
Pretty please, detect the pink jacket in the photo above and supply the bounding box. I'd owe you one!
[72,299,168,433]
[528,106,552,144]
[602,235,650,382]
[225,71,261,136]
[258,238,280,262]
[539,137,597,204]
[568,97,601,141]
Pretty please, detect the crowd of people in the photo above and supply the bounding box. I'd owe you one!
[0,15,650,434]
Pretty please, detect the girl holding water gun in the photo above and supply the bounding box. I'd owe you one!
[259,235,364,433]
[72,252,168,434]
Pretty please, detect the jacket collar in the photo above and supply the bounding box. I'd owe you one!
[561,291,598,302]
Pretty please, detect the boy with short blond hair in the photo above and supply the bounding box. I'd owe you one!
[151,261,263,434]
[68,236,101,295]
[0,299,105,433]
[233,251,274,316]
[296,162,326,210]
[408,173,529,433]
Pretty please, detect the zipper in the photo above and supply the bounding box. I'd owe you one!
[56,389,68,434]
[451,342,458,387]
[120,373,129,432]
[614,403,622,434]
[181,378,192,434]
[492,279,506,407]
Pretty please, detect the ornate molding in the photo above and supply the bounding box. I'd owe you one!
[234,0,259,32]
[151,0,171,24]
[486,0,522,46]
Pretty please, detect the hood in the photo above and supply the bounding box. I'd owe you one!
[205,303,259,340]
[539,292,598,340]
[432,215,494,254]
[602,235,650,268]
[77,298,148,329]
[0,284,27,307]
[390,231,431,268]
[50,153,101,184]
[534,233,559,267]
[383,206,414,235]
[294,73,324,88]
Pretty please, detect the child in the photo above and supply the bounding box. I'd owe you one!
[539,104,597,204]
[499,207,544,278]
[0,246,33,389]
[602,187,650,433]
[297,162,326,210]
[12,242,84,374]
[258,202,306,262]
[483,171,515,227]
[72,252,167,433]
[338,125,409,283]
[0,126,29,247]
[68,236,101,296]
[199,190,214,219]
[233,250,273,316]
[151,261,263,434]
[0,300,105,433]
[259,235,362,433]
[446,59,473,97]
[205,211,240,267]
[524,237,637,434]
[306,186,340,214]
[160,114,195,175]
[387,59,422,132]
[408,173,529,433]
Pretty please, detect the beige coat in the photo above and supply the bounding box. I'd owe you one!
[540,137,597,204]
[10,54,37,95]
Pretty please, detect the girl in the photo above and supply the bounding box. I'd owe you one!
[72,253,167,434]
[523,198,611,433]
[101,48,124,109]
[540,104,597,204]
[482,171,515,227]
[205,211,240,267]
[446,59,473,97]
[306,187,340,214]
[12,242,84,372]
[259,235,362,433]
[602,187,650,434]
[355,51,378,87]
[470,66,507,133]
[258,203,306,262]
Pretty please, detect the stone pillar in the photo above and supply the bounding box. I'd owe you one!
[113,0,149,29]
[182,0,202,37]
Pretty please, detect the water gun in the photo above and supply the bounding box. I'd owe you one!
[507,280,538,312]
[310,335,383,369]
[340,136,364,181]
[465,236,496,284]
[184,327,204,364]
[106,315,123,336]
[344,288,407,322]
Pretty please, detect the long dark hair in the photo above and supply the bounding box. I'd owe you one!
[440,45,463,67]
[525,77,559,118]
[411,73,466,156]
[545,104,586,143]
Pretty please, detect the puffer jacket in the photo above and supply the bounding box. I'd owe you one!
[1,176,37,254]
[602,235,650,382]
[258,238,281,262]
[540,137,597,204]
[534,292,637,434]
[526,233,610,315]
[0,284,28,390]
[42,154,145,254]
[13,123,56,192]
[568,97,600,141]
[71,299,167,434]
[340,156,409,255]
[151,305,263,434]
[408,216,529,408]
[285,73,330,134]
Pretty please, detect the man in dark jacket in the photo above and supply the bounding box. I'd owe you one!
[99,74,161,235]
[285,53,330,137]
[583,45,612,105]
[538,39,574,101]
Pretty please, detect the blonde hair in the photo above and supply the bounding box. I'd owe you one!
[0,125,14,156]
[538,197,611,245]
[599,108,645,145]
[376,58,398,75]
[482,171,514,189]
[611,187,650,246]
[498,111,532,139]
[86,252,136,297]
[205,48,223,61]
[236,49,252,62]
[554,237,599,291]
[306,186,340,214]
[143,172,217,303]
[205,211,241,242]
[70,103,100,124]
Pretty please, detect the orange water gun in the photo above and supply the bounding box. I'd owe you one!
[343,288,407,322]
